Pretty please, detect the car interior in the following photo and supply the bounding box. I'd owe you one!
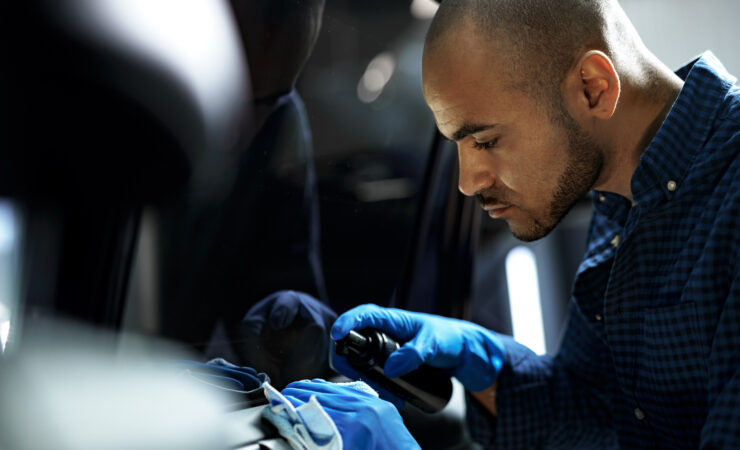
[0,0,736,448]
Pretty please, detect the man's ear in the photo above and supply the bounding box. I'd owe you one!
[566,50,620,120]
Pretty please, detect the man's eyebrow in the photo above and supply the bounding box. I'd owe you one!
[445,123,498,142]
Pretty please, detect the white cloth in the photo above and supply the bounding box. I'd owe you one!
[261,380,380,450]
[262,382,342,450]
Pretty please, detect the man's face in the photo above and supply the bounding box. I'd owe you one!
[422,30,603,241]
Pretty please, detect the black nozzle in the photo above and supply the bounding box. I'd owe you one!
[335,329,400,370]
[332,328,452,414]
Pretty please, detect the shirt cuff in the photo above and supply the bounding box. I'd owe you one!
[465,335,552,448]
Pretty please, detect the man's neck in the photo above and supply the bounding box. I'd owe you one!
[244,89,293,148]
[592,58,684,202]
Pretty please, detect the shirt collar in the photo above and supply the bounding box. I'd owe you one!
[591,190,632,225]
[630,51,737,207]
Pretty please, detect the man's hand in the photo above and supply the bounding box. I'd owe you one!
[330,304,505,393]
[282,379,421,450]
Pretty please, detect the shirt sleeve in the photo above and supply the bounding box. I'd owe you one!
[700,269,740,449]
[466,300,620,449]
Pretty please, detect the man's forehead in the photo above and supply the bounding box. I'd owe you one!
[426,89,503,141]
[423,28,513,91]
[423,43,508,104]
[425,24,490,60]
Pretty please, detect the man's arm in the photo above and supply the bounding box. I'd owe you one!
[328,302,620,448]
[466,300,621,449]
[700,270,740,448]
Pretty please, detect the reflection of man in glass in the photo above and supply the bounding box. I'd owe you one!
[217,0,328,328]
[230,0,326,134]
[159,0,328,360]
[281,0,740,448]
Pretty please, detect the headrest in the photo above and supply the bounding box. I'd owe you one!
[0,0,252,203]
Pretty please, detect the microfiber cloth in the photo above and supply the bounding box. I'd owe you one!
[262,381,379,450]
[261,382,347,450]
[237,291,337,389]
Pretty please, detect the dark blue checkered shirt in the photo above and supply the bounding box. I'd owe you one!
[467,52,740,448]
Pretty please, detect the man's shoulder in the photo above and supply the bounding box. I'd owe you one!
[716,85,740,127]
[691,84,740,186]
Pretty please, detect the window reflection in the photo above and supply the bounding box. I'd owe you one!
[300,3,436,310]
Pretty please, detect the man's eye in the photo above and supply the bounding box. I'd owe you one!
[472,137,499,150]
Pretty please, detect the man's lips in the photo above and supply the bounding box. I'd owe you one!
[482,204,509,211]
[482,204,512,218]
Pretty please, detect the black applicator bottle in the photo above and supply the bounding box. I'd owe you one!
[331,328,453,413]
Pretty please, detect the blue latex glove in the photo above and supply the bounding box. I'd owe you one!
[331,304,505,393]
[282,379,420,450]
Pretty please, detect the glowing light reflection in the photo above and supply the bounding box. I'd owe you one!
[0,319,9,353]
[505,246,546,355]
[410,0,439,19]
[0,203,15,253]
[357,52,396,103]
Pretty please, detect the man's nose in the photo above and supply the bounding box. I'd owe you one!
[457,145,494,197]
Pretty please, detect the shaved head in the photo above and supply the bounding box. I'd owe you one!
[421,0,619,240]
[425,0,611,103]
[422,0,681,241]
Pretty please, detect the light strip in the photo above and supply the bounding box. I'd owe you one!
[0,202,15,253]
[0,200,17,355]
[505,246,546,355]
[0,320,9,353]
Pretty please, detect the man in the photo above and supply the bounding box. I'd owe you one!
[283,0,740,448]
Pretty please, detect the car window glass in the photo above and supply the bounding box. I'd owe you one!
[301,1,437,311]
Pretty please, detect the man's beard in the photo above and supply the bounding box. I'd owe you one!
[521,106,603,241]
[479,105,603,242]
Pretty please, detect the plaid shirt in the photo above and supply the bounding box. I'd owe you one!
[467,52,740,448]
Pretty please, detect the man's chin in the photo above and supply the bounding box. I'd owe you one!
[506,218,557,242]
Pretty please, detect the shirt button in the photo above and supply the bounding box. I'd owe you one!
[611,235,620,247]
[595,314,603,321]
[634,408,645,420]
[598,194,606,202]
[666,180,677,192]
